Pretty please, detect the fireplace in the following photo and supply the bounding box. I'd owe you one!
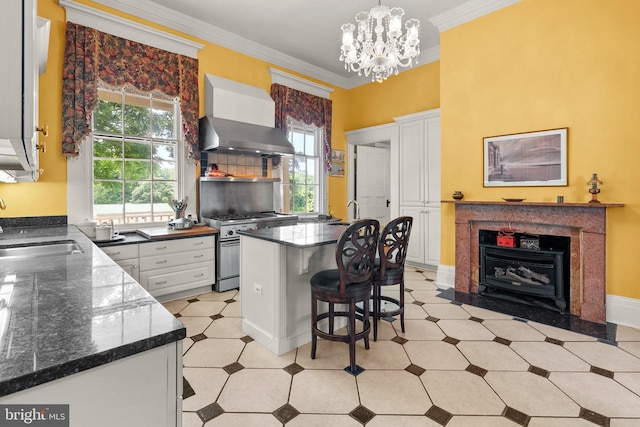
[446,200,623,324]
[479,230,570,312]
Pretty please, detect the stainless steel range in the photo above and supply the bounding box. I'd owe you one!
[199,176,299,292]
[203,211,298,292]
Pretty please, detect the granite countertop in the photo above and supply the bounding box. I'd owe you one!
[238,223,347,248]
[0,225,186,397]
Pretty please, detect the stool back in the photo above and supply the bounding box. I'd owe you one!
[378,216,413,278]
[336,219,380,295]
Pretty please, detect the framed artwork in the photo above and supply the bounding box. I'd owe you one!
[483,128,567,187]
[330,149,345,163]
[330,163,345,177]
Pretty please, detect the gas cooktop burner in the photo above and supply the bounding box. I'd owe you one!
[207,211,293,222]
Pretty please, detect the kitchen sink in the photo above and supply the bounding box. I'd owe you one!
[328,222,351,226]
[0,240,84,259]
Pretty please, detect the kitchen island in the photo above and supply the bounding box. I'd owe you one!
[0,224,185,426]
[238,223,346,355]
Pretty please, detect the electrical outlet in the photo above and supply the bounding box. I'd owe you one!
[254,283,262,295]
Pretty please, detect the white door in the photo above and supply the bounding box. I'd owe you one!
[355,145,390,224]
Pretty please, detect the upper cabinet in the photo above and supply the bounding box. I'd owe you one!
[0,0,50,182]
[396,109,441,206]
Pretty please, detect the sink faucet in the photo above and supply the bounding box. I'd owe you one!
[347,200,360,221]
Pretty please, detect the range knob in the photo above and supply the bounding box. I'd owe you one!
[226,230,234,236]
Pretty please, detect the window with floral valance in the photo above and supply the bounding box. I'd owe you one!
[61,21,199,162]
[270,83,332,172]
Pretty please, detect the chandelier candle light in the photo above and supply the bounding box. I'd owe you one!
[340,1,420,83]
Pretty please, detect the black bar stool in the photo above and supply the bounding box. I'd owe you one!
[373,216,413,341]
[310,219,380,374]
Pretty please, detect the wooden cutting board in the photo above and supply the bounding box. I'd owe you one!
[136,225,218,240]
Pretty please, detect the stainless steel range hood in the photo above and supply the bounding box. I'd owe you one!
[199,116,294,156]
[199,74,294,156]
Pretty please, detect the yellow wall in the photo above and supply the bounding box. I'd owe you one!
[440,0,640,299]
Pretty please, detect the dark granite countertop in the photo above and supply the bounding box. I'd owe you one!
[0,225,186,397]
[238,223,347,248]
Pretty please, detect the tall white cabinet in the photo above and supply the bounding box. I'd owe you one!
[395,109,441,267]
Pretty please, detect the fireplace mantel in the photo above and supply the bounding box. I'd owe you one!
[447,200,623,324]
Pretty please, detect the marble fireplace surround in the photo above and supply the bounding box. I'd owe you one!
[447,201,623,324]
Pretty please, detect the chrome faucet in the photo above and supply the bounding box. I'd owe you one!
[347,200,360,221]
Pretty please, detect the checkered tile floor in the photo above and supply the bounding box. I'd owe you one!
[162,266,640,426]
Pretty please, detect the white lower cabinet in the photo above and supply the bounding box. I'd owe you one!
[401,205,440,267]
[102,235,216,298]
[138,236,215,298]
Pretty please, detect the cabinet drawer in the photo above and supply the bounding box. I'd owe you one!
[101,244,139,261]
[140,262,214,292]
[139,236,215,257]
[139,248,214,272]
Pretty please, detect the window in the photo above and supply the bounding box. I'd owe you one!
[281,122,323,213]
[91,86,181,225]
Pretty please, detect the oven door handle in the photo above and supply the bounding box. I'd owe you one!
[220,240,240,247]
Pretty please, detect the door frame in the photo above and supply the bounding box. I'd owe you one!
[345,123,399,222]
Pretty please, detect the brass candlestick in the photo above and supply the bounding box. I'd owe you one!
[587,173,602,204]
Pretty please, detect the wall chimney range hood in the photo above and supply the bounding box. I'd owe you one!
[199,74,294,156]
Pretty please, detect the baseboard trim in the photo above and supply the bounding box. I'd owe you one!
[436,264,455,290]
[607,294,640,329]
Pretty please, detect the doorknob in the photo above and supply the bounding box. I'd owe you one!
[386,199,390,207]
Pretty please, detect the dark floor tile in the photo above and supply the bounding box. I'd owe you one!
[580,407,610,427]
[344,365,366,376]
[405,364,426,376]
[469,316,484,323]
[183,377,195,399]
[273,403,300,424]
[191,333,207,342]
[466,364,488,377]
[210,313,224,321]
[545,337,564,346]
[413,300,425,306]
[392,336,408,345]
[528,365,550,378]
[426,316,440,323]
[443,336,460,345]
[405,287,413,293]
[425,405,453,425]
[350,405,375,424]
[187,298,199,303]
[223,362,244,375]
[240,335,254,344]
[503,406,530,426]
[494,336,512,346]
[283,363,305,376]
[197,402,224,423]
[590,366,615,379]
[174,313,182,318]
[224,298,236,304]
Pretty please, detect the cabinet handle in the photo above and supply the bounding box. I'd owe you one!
[156,259,167,264]
[112,251,120,255]
[155,246,167,250]
[36,142,46,153]
[193,273,204,278]
[193,241,204,246]
[156,280,167,285]
[36,124,49,137]
[133,265,138,269]
[193,254,204,259]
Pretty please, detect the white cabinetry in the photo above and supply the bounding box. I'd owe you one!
[395,109,441,267]
[139,236,215,298]
[101,244,140,282]
[0,0,50,181]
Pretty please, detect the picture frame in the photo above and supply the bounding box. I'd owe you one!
[330,163,345,177]
[483,128,567,187]
[330,149,345,163]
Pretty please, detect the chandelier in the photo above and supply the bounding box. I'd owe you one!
[340,1,420,83]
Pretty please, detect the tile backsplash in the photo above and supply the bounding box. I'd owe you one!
[200,152,267,177]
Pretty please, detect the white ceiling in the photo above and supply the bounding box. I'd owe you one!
[93,0,519,88]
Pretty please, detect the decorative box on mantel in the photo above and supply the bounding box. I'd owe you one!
[442,200,624,324]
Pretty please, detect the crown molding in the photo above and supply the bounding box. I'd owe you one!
[59,0,203,58]
[91,0,351,89]
[429,0,522,33]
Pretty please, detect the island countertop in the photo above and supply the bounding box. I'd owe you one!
[0,225,186,397]
[238,223,347,248]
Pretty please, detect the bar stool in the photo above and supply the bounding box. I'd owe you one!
[372,216,413,341]
[310,219,380,374]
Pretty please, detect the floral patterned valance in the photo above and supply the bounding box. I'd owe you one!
[62,22,199,162]
[270,83,332,171]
